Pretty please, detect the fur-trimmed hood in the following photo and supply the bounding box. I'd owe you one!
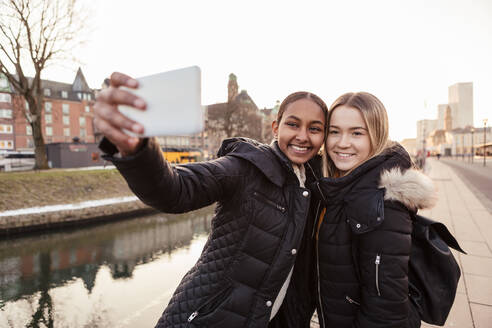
[379,168,437,211]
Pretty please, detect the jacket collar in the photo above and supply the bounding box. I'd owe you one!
[217,138,287,187]
[315,143,413,201]
[218,138,321,187]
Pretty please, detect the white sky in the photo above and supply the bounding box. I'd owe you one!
[42,0,492,142]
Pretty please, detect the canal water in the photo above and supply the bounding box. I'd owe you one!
[0,206,215,328]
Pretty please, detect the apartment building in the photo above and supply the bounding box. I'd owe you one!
[0,68,96,152]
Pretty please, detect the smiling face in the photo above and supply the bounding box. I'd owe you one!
[326,105,372,174]
[272,98,326,165]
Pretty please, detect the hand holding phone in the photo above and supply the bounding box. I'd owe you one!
[118,66,204,137]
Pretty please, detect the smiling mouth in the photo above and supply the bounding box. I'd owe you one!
[290,145,311,153]
[335,152,355,159]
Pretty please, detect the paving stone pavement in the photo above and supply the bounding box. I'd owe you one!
[311,158,492,328]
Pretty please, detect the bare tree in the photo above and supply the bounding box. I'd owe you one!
[208,97,263,141]
[0,0,87,169]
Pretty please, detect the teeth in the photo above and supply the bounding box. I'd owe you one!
[337,153,352,158]
[291,145,308,151]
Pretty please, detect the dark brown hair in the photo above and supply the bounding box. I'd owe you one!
[276,91,329,124]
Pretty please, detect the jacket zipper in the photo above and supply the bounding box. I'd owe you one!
[345,295,360,306]
[252,191,286,213]
[187,287,230,323]
[315,240,326,328]
[314,199,326,328]
[375,254,381,296]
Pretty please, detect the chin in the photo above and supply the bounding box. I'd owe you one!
[334,162,356,173]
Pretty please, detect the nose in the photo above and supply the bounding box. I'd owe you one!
[295,127,309,142]
[337,133,351,148]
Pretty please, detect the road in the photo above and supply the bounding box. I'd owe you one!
[437,157,492,214]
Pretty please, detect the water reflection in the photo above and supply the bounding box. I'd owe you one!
[0,206,214,328]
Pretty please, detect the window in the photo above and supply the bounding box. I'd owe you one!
[0,109,12,118]
[0,124,13,134]
[85,105,90,113]
[63,116,70,125]
[61,91,68,98]
[46,126,53,136]
[79,117,86,127]
[27,138,34,148]
[88,94,92,101]
[0,140,14,149]
[0,76,8,88]
[45,114,52,124]
[62,103,69,114]
[0,93,11,103]
[26,125,32,135]
[45,102,52,113]
[64,128,70,136]
[44,88,51,96]
[80,128,86,138]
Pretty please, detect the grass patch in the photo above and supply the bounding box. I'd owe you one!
[0,169,134,212]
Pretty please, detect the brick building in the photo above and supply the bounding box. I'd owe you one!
[0,68,96,153]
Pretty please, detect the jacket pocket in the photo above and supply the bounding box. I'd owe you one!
[345,295,360,306]
[252,191,286,213]
[375,254,381,296]
[187,285,233,324]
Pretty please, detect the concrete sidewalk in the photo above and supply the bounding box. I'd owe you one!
[421,158,492,328]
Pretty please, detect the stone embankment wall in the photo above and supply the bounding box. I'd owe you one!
[0,199,154,235]
[0,168,156,235]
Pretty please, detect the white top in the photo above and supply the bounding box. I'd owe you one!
[270,163,306,320]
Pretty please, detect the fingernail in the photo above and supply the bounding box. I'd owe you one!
[127,79,138,88]
[132,123,143,133]
[128,137,139,146]
[134,98,146,109]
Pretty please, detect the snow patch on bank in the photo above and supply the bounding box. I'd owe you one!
[0,196,139,217]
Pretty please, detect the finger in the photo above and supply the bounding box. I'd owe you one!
[110,72,139,89]
[96,87,146,110]
[95,102,144,134]
[95,117,141,152]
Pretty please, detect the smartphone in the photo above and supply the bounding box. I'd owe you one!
[118,66,203,137]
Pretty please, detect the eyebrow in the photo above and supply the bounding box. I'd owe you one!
[329,124,368,131]
[285,115,325,125]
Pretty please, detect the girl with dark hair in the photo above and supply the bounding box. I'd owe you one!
[94,72,326,328]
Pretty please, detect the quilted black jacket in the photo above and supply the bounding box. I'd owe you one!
[101,137,319,328]
[312,146,434,328]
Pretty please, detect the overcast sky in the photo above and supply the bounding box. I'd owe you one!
[42,0,492,142]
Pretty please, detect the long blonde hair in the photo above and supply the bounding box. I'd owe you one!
[322,92,394,177]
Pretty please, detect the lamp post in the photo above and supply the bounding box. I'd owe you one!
[462,133,465,161]
[484,119,489,167]
[471,127,475,163]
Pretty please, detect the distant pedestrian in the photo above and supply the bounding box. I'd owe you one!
[95,72,327,328]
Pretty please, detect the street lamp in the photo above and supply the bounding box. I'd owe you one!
[484,119,488,167]
[471,127,475,163]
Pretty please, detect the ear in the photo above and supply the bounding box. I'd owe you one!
[271,120,279,139]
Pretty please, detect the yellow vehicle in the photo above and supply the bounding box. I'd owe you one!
[161,147,203,164]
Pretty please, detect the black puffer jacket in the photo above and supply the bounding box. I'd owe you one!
[312,146,436,328]
[101,137,319,328]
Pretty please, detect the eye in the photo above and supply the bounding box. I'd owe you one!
[328,129,339,134]
[310,126,323,132]
[285,122,298,128]
[353,131,364,136]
